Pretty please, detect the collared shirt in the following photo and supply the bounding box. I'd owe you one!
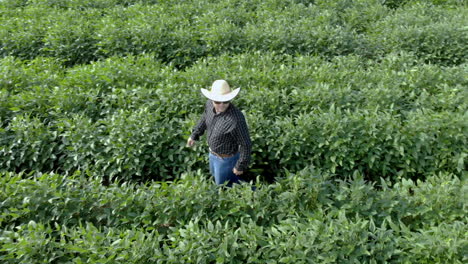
[191,100,252,171]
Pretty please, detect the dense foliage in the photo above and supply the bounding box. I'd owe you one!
[1,170,466,263]
[0,0,466,262]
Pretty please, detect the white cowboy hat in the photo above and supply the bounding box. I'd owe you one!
[201,80,240,102]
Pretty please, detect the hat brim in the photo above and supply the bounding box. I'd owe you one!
[201,88,240,102]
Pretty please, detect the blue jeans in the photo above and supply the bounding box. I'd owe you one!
[209,152,242,187]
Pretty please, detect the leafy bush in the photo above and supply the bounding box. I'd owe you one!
[0,7,50,59]
[367,3,468,65]
[41,9,102,66]
[0,115,60,173]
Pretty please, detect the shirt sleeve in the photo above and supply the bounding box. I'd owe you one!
[232,113,252,171]
[190,104,207,141]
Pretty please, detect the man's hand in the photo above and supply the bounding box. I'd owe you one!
[187,137,196,148]
[233,168,243,176]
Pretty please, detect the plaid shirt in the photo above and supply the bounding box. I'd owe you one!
[191,100,252,171]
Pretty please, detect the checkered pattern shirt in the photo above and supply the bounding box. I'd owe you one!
[191,100,252,171]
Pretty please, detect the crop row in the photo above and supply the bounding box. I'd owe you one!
[1,1,466,67]
[0,170,466,263]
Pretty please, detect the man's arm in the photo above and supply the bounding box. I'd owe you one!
[189,102,208,141]
[232,114,252,172]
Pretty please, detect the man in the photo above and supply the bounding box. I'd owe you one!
[187,80,252,187]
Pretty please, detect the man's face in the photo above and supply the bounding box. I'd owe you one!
[213,101,230,113]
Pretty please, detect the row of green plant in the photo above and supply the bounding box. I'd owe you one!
[1,0,466,67]
[2,104,465,182]
[1,169,466,263]
[3,52,466,119]
[3,52,466,126]
[2,0,465,9]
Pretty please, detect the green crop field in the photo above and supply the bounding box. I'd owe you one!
[0,0,467,263]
